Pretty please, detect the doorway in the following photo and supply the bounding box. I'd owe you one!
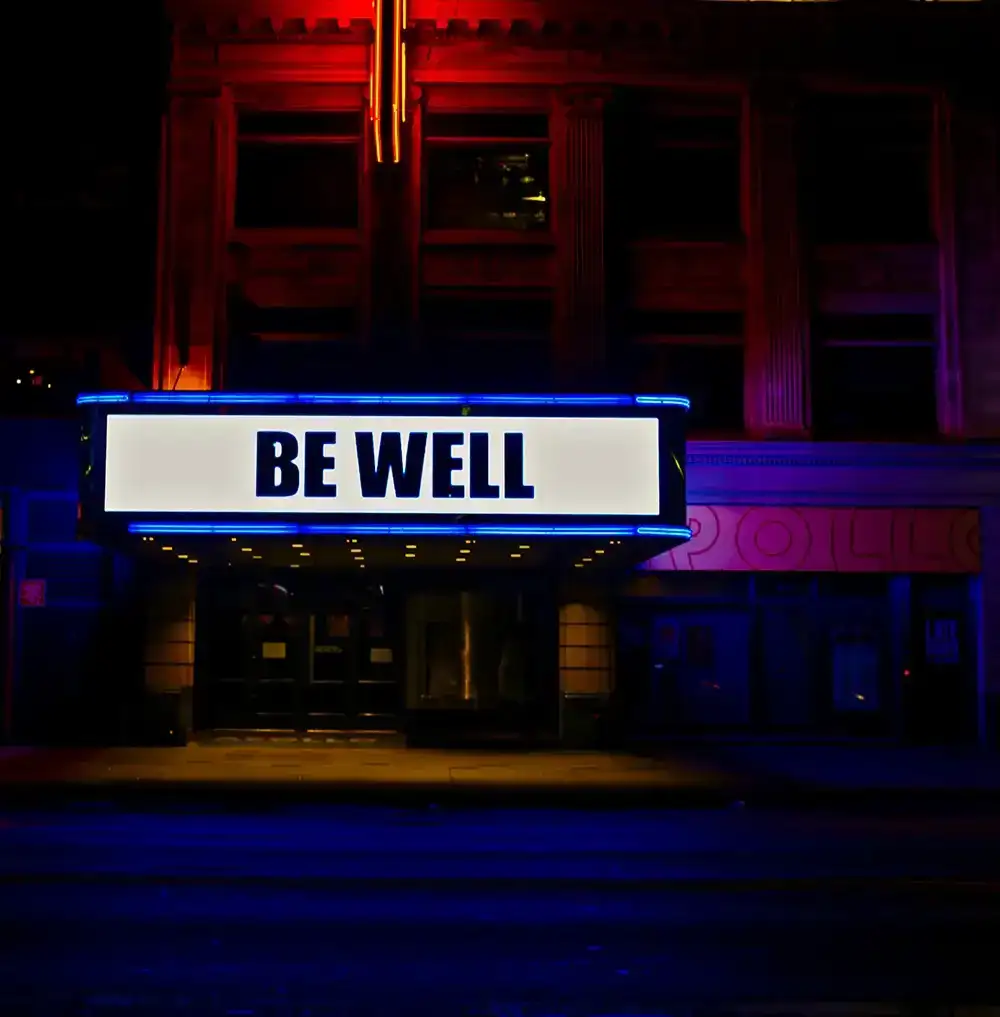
[195,577,402,734]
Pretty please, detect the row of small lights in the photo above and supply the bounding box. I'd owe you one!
[141,534,199,565]
[234,535,313,568]
[574,539,620,568]
[139,536,540,568]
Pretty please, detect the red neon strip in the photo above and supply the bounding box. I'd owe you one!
[401,0,407,124]
[391,0,403,162]
[372,0,384,163]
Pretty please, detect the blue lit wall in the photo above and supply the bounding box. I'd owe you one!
[0,418,134,743]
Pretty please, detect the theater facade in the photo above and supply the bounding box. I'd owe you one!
[3,0,1000,748]
[73,390,688,743]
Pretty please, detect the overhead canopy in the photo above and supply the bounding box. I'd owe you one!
[78,392,690,569]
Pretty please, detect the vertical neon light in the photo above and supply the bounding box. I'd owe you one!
[371,0,384,163]
[400,0,407,125]
[391,0,404,162]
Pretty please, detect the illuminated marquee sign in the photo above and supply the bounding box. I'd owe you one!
[78,393,689,540]
[103,413,662,517]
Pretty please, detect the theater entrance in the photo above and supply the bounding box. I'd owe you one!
[193,567,561,744]
[195,579,402,734]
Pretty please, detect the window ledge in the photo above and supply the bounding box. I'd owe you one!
[230,228,361,247]
[422,229,554,247]
[628,237,745,249]
[632,333,744,347]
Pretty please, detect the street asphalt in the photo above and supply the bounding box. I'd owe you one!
[2,801,1000,1014]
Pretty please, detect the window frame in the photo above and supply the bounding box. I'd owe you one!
[801,93,934,246]
[420,108,555,244]
[626,313,747,438]
[231,105,365,238]
[810,314,939,440]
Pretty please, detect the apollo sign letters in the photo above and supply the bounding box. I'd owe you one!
[103,413,662,516]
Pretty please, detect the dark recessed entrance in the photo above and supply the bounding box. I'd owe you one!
[194,569,561,744]
[196,578,402,734]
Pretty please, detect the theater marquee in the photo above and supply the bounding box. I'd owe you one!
[78,393,690,540]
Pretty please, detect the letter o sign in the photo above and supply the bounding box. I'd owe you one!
[735,508,812,571]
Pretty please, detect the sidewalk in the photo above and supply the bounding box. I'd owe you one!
[2,742,1000,806]
[0,744,734,804]
[677,742,1000,792]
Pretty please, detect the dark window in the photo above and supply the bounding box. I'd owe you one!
[423,113,550,232]
[234,110,362,230]
[425,146,549,232]
[812,314,937,439]
[612,109,742,240]
[235,143,359,228]
[625,310,745,342]
[632,341,744,434]
[803,95,931,244]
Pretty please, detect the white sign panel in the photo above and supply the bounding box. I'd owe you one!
[104,414,661,516]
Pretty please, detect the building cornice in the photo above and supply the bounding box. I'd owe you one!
[687,441,1000,508]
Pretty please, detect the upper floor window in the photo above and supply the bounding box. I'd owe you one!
[626,311,745,434]
[234,111,361,230]
[609,98,742,241]
[802,95,932,245]
[423,113,550,232]
[811,313,938,439]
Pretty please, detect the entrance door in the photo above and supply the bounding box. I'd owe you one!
[199,597,401,734]
[241,610,310,731]
[307,606,400,732]
[642,610,752,732]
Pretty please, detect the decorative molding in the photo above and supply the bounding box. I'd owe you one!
[645,505,980,574]
[744,80,808,435]
[554,88,607,379]
[687,440,1000,471]
[686,440,1000,508]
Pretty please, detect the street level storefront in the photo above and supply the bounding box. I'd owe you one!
[77,392,689,745]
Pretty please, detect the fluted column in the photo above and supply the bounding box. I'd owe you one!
[744,82,809,436]
[554,91,609,386]
[935,89,1000,438]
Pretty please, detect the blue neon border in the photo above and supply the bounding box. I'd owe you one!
[128,522,692,539]
[78,392,690,409]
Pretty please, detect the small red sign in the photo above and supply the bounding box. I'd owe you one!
[18,579,46,608]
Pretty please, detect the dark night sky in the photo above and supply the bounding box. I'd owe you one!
[2,4,168,376]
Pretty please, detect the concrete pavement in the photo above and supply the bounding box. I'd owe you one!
[0,744,733,803]
[4,741,1000,806]
[4,803,1000,1010]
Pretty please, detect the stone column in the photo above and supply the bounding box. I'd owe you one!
[935,90,1000,438]
[744,82,809,436]
[154,87,234,392]
[142,569,197,743]
[553,91,609,387]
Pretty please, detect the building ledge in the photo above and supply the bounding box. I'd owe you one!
[687,440,1000,506]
